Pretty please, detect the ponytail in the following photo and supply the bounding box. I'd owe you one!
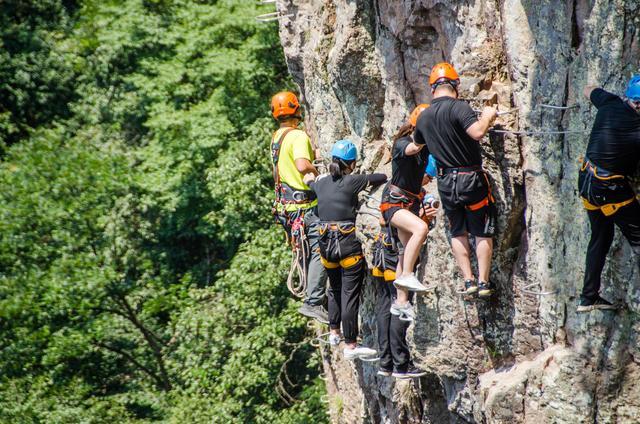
[329,157,354,179]
[329,161,342,178]
[392,122,414,148]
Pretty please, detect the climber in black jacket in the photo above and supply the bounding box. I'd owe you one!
[305,139,387,360]
[577,77,640,312]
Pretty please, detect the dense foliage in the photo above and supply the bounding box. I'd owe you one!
[0,0,327,422]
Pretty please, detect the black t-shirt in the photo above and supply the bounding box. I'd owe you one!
[311,173,387,221]
[414,96,481,168]
[387,136,428,195]
[586,89,640,176]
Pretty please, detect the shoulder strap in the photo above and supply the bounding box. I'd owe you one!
[271,127,296,184]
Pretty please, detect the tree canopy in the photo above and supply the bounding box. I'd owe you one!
[0,0,326,422]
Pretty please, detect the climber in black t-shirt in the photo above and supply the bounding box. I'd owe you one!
[577,77,640,312]
[379,104,438,324]
[414,62,498,298]
[305,139,387,361]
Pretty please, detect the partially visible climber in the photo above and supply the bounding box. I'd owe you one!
[577,77,640,312]
[270,91,328,324]
[379,104,438,322]
[414,62,498,298]
[372,155,437,378]
[304,139,387,360]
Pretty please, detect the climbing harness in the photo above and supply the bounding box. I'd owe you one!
[372,231,397,282]
[437,166,495,213]
[379,184,424,213]
[579,159,637,216]
[318,222,363,270]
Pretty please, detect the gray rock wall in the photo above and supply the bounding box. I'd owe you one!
[275,1,640,422]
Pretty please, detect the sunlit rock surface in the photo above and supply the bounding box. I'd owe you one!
[276,1,640,422]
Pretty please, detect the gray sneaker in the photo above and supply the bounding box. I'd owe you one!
[390,301,414,322]
[298,303,329,324]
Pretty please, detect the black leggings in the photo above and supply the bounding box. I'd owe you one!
[579,165,640,301]
[319,223,364,344]
[582,201,640,301]
[375,278,411,371]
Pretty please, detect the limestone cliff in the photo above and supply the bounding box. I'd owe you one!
[274,1,640,423]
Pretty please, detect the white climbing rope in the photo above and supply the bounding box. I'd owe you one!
[286,224,308,299]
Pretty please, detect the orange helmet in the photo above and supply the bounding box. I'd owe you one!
[409,103,430,126]
[271,91,301,119]
[429,62,460,87]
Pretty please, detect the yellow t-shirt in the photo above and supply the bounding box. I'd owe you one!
[272,127,317,211]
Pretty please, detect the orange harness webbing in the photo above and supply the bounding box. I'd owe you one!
[466,172,494,211]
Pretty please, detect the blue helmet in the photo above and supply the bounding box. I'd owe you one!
[425,154,437,178]
[625,75,640,101]
[331,139,358,161]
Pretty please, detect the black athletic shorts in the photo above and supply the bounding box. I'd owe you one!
[438,169,496,238]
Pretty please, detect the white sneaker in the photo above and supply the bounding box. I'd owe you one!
[393,274,428,292]
[329,334,341,346]
[343,346,377,361]
[390,301,414,322]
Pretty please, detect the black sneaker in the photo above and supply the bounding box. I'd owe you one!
[478,281,495,298]
[577,296,618,313]
[392,364,427,379]
[298,303,329,324]
[377,367,392,377]
[464,279,478,295]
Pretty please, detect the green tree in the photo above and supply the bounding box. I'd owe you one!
[0,0,328,422]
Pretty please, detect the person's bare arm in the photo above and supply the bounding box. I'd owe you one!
[583,85,598,100]
[295,158,318,176]
[404,142,425,156]
[466,106,497,141]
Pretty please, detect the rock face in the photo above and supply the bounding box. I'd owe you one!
[275,1,640,423]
